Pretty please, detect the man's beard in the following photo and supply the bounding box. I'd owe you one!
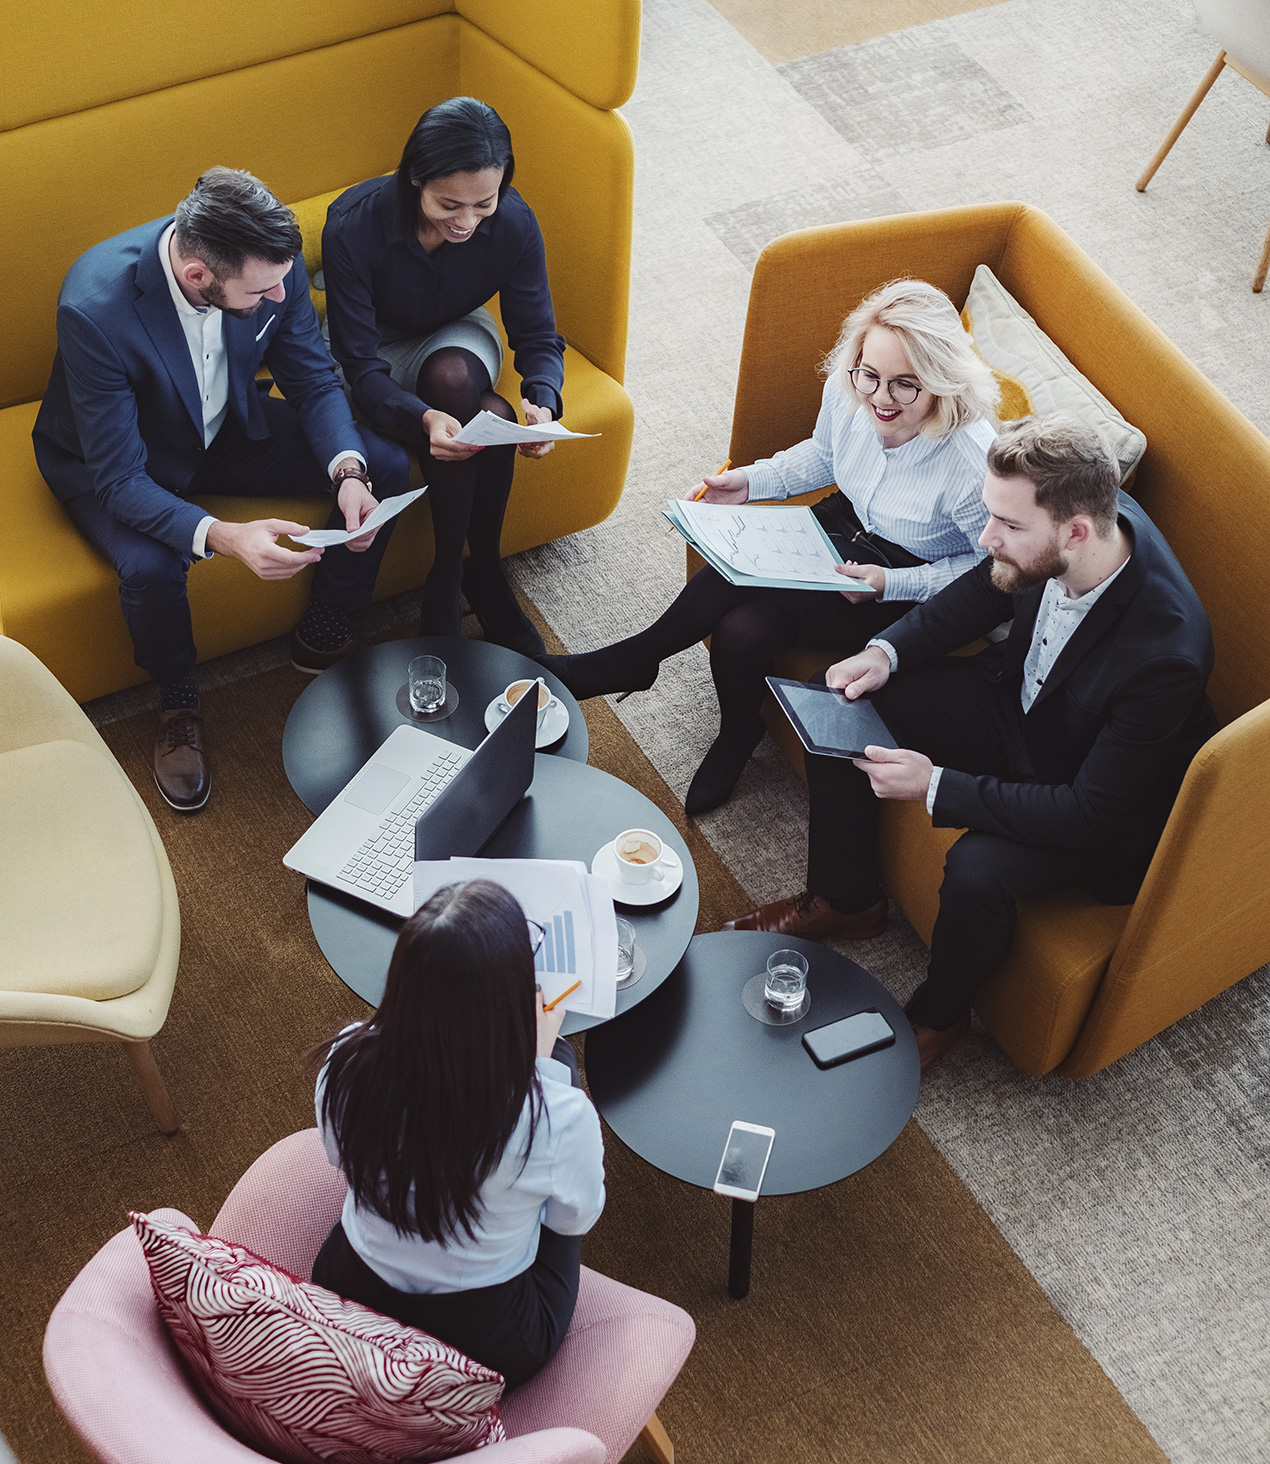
[198,278,262,319]
[989,543,1067,593]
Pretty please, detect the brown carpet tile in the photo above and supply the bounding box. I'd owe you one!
[706,0,1009,66]
[0,606,1163,1464]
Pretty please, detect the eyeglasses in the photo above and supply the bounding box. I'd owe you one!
[526,919,546,956]
[847,366,923,407]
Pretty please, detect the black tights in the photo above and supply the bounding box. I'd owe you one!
[415,347,518,636]
[571,563,912,744]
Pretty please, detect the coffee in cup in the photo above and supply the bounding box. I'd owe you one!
[500,677,555,729]
[613,828,665,886]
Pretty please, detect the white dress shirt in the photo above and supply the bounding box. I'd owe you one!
[159,226,364,559]
[317,1033,605,1294]
[742,373,996,601]
[867,555,1133,813]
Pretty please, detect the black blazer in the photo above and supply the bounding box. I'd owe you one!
[883,493,1217,855]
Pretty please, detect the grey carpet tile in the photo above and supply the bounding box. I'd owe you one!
[706,175,909,270]
[779,24,1033,161]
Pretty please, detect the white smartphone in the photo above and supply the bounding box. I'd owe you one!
[712,1120,776,1202]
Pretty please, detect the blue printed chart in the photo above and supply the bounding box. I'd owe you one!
[535,909,578,977]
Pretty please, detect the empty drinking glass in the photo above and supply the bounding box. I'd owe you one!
[408,655,446,714]
[615,917,637,987]
[764,948,808,1012]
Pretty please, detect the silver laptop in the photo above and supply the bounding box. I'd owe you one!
[284,688,538,916]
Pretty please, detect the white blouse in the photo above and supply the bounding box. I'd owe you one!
[317,1035,605,1294]
[743,372,997,602]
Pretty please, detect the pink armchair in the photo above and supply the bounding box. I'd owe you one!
[44,1130,694,1464]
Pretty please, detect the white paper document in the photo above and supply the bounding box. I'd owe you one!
[411,857,619,1019]
[673,499,864,586]
[453,409,599,446]
[288,485,428,547]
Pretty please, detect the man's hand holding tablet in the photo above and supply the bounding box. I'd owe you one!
[824,647,933,801]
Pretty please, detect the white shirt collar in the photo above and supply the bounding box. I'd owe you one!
[849,403,942,461]
[1049,553,1131,612]
[159,222,216,321]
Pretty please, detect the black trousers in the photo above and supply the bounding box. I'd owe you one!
[805,655,1113,1029]
[63,396,412,685]
[312,1039,584,1389]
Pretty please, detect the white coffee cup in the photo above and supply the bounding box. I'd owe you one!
[612,828,667,887]
[500,677,556,729]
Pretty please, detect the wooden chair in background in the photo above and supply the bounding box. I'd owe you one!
[1136,0,1270,290]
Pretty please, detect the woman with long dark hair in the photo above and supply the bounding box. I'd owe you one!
[319,97,565,655]
[311,880,604,1387]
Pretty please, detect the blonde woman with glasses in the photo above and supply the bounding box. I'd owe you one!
[537,279,1000,815]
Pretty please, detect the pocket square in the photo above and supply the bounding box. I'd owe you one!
[255,316,275,342]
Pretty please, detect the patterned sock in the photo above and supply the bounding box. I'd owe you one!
[159,679,199,712]
[296,598,352,651]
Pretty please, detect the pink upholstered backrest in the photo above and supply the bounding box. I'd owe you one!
[210,1128,347,1279]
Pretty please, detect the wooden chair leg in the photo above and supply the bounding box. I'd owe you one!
[638,1411,674,1464]
[123,1041,179,1134]
[1254,221,1270,293]
[1136,51,1227,191]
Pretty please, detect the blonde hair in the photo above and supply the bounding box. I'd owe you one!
[824,278,999,439]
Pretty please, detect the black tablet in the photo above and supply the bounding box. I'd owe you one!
[766,676,898,760]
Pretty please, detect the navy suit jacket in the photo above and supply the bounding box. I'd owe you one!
[882,493,1217,859]
[33,215,364,553]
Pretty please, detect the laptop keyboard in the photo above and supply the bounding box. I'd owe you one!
[338,748,466,899]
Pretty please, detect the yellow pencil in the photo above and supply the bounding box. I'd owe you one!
[543,979,582,1012]
[691,457,732,502]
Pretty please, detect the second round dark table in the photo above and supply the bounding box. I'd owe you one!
[585,930,920,1296]
[283,636,588,816]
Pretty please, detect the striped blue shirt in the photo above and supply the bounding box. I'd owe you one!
[744,373,996,601]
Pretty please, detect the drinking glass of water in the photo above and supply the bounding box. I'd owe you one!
[764,948,808,1012]
[408,655,446,714]
[615,917,638,987]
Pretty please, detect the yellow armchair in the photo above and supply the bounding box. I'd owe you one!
[0,637,181,1131]
[716,203,1270,1076]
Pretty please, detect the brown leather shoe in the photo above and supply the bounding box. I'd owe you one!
[289,628,355,676]
[723,891,887,940]
[910,1013,972,1072]
[154,705,210,812]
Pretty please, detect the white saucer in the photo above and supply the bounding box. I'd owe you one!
[591,840,684,906]
[484,693,570,749]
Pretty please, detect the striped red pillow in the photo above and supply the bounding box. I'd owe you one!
[131,1210,506,1463]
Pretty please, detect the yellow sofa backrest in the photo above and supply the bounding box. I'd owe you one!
[0,0,638,409]
[729,202,1270,729]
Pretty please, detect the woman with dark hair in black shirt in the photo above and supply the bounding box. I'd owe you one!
[321,97,565,655]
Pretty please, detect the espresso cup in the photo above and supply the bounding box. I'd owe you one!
[613,828,665,887]
[500,677,555,729]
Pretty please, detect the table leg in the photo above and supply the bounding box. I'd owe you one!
[728,1198,755,1299]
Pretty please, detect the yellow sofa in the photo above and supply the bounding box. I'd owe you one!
[715,202,1270,1077]
[0,0,639,703]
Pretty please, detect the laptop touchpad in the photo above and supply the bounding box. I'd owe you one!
[344,763,410,813]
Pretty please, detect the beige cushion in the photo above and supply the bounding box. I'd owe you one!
[0,740,162,1000]
[961,264,1147,482]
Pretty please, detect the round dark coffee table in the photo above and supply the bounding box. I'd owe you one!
[584,931,920,1297]
[303,755,700,1036]
[283,636,588,816]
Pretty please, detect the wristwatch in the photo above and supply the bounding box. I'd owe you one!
[332,463,372,491]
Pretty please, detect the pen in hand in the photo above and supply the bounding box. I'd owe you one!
[691,457,732,502]
[542,979,582,1012]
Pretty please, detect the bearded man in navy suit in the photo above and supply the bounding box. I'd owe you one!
[33,167,413,811]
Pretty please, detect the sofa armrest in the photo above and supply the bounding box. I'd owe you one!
[1060,699,1270,1076]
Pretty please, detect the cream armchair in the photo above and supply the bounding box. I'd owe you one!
[0,637,180,1131]
[1136,0,1270,289]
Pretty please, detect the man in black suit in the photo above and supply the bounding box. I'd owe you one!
[727,414,1216,1070]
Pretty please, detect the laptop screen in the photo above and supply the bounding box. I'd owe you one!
[413,685,538,860]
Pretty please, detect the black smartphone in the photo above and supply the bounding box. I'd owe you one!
[802,1010,896,1068]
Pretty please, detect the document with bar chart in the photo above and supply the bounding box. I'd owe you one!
[411,857,618,1018]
